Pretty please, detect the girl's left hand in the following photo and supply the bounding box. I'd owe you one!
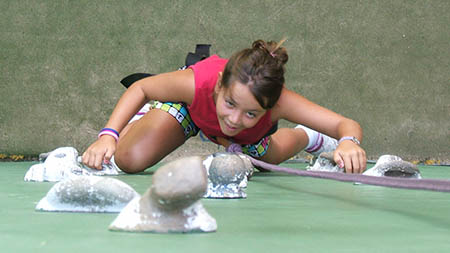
[333,141,367,173]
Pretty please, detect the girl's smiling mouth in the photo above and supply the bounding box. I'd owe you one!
[224,121,239,131]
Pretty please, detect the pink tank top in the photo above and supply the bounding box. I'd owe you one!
[188,55,274,145]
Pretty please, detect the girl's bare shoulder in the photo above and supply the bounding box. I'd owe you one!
[139,69,196,104]
[270,88,307,121]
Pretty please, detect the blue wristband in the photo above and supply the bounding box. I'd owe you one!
[100,128,119,137]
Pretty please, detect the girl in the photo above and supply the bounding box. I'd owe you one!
[82,39,366,174]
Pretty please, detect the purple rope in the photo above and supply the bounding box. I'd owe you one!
[227,143,450,193]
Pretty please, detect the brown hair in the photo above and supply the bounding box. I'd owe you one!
[221,39,288,109]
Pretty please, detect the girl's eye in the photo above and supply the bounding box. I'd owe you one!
[225,100,234,107]
[246,112,256,119]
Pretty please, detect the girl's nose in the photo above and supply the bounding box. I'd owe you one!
[228,110,242,125]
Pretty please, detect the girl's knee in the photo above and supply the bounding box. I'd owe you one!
[114,146,158,174]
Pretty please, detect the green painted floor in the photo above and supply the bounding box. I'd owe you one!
[1,162,450,253]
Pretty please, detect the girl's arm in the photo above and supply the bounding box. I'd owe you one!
[103,69,195,132]
[82,69,195,170]
[272,88,366,173]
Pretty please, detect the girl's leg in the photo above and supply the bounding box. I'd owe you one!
[114,108,186,173]
[260,128,309,164]
[261,126,337,164]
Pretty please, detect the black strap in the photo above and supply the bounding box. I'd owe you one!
[120,73,154,89]
[185,44,211,67]
[120,44,211,89]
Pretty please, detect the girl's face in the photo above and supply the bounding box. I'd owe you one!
[214,78,267,137]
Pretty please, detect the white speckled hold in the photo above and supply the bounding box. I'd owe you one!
[203,153,253,199]
[109,156,217,233]
[307,152,344,173]
[36,176,139,213]
[24,147,122,182]
[363,155,422,178]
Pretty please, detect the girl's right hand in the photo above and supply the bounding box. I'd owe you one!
[82,135,117,170]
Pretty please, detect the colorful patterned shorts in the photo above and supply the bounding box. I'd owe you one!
[150,101,271,158]
[241,136,271,158]
[152,101,200,139]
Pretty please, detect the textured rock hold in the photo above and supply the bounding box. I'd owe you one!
[24,147,121,182]
[307,153,421,179]
[307,152,344,173]
[203,152,253,199]
[363,155,422,179]
[109,156,217,233]
[36,176,139,212]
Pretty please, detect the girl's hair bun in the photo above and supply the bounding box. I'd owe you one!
[252,38,288,65]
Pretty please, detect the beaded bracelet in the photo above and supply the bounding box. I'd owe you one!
[98,128,120,142]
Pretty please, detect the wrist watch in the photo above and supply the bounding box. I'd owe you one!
[338,136,360,145]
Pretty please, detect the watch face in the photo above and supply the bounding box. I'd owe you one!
[350,137,360,145]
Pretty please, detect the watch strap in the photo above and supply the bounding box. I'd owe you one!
[338,136,360,145]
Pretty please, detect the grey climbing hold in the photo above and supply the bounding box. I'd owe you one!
[363,155,422,179]
[203,152,254,199]
[109,156,217,233]
[237,154,255,181]
[307,152,344,173]
[36,176,139,212]
[24,147,121,182]
[308,153,422,179]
